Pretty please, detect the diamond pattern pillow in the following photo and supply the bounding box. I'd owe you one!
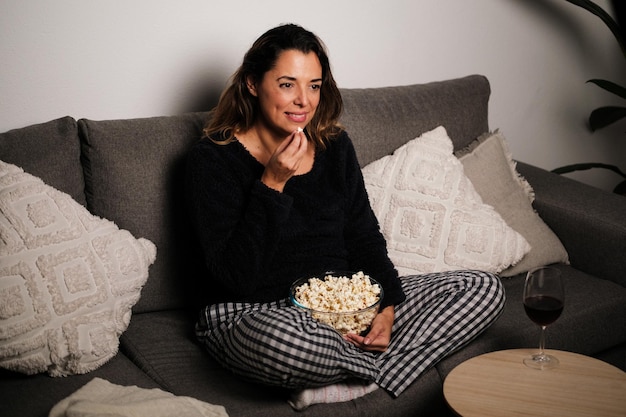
[362,126,530,275]
[0,161,156,376]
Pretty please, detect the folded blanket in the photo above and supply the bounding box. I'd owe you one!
[49,378,229,417]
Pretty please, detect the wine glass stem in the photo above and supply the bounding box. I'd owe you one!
[539,325,546,356]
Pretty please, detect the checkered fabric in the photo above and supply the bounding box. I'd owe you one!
[196,270,504,397]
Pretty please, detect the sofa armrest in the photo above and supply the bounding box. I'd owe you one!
[516,162,626,288]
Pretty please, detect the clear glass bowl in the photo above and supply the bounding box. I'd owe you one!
[289,271,383,335]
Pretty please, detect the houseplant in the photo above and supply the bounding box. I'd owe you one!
[552,0,626,194]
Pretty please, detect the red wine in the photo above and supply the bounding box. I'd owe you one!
[524,295,563,326]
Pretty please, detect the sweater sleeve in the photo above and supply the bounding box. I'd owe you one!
[185,139,293,299]
[340,135,406,309]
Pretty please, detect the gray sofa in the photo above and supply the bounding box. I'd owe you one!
[1,75,625,417]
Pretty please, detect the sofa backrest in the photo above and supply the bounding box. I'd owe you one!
[1,74,492,313]
[341,74,490,166]
[0,116,86,206]
[78,113,208,313]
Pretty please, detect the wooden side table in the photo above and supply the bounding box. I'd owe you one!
[443,348,626,417]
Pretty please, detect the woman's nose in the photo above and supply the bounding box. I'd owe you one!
[294,87,308,106]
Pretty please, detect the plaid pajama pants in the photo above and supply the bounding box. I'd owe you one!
[196,270,505,397]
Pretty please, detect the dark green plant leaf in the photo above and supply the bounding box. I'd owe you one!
[614,179,626,195]
[588,79,626,100]
[589,106,626,130]
[552,162,626,178]
[564,0,626,56]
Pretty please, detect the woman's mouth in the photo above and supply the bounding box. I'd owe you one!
[286,112,307,123]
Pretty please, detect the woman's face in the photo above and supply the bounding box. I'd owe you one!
[248,49,322,137]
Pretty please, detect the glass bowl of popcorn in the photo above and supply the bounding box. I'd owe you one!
[289,271,383,335]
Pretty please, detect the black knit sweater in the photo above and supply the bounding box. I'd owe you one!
[185,131,406,309]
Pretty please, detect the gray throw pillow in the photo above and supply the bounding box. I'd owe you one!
[455,131,569,276]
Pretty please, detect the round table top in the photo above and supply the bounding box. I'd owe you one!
[443,348,626,417]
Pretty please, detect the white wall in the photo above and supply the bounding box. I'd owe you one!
[1,0,624,191]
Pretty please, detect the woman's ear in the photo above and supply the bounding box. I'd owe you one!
[246,77,258,97]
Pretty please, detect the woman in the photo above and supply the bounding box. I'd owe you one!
[186,23,504,407]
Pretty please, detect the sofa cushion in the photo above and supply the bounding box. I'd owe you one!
[120,310,449,417]
[0,117,86,206]
[0,161,155,376]
[0,352,162,417]
[340,75,490,167]
[456,131,569,276]
[362,126,529,275]
[437,264,626,378]
[78,113,209,313]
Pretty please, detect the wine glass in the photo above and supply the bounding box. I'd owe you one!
[522,266,564,370]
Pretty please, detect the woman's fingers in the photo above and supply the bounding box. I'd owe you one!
[261,129,308,191]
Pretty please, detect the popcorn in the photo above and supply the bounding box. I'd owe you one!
[293,271,381,335]
[296,127,303,132]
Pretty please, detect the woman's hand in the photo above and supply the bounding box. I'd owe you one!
[344,305,394,352]
[261,129,308,192]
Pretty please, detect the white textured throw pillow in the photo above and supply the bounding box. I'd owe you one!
[362,126,530,275]
[0,161,156,376]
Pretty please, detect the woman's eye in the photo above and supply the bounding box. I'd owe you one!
[311,84,321,90]
[280,83,293,88]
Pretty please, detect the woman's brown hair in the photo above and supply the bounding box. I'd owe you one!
[204,24,343,149]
